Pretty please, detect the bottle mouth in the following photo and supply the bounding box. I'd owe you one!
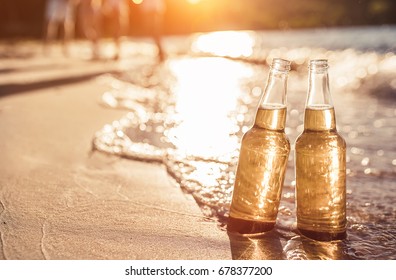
[309,59,329,72]
[271,58,291,72]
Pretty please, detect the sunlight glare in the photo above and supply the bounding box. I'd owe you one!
[131,0,143,4]
[193,31,255,58]
[168,57,253,158]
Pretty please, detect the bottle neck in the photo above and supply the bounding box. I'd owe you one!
[306,61,333,108]
[304,60,336,131]
[259,70,288,107]
[254,58,289,131]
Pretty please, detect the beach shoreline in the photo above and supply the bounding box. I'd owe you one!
[0,42,231,259]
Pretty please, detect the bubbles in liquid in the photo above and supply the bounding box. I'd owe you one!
[295,107,347,241]
[228,107,290,234]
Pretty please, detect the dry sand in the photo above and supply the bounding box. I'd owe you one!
[0,41,231,259]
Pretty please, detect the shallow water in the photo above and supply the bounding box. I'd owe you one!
[93,26,396,259]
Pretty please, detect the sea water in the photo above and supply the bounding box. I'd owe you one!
[93,26,396,259]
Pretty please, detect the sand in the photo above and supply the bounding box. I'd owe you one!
[0,41,231,259]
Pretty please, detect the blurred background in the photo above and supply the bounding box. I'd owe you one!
[1,0,396,38]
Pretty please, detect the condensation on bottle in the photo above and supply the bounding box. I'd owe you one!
[295,59,347,241]
[228,58,291,235]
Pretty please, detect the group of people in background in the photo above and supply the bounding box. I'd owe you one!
[43,0,166,61]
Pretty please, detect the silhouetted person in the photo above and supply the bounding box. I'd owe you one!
[43,0,77,55]
[101,0,130,60]
[141,0,166,62]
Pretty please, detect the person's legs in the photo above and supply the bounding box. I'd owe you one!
[43,18,59,54]
[112,3,129,60]
[143,11,164,62]
[152,13,165,61]
[43,1,57,50]
[80,2,101,59]
[62,15,75,56]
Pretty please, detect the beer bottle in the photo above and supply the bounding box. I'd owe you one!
[295,59,347,241]
[228,58,291,235]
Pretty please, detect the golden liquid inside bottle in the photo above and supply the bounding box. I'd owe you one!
[228,104,290,235]
[295,105,347,241]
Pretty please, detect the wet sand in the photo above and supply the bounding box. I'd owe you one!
[0,41,230,259]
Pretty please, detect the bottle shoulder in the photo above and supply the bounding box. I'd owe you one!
[244,126,289,138]
[295,130,346,151]
[241,126,290,151]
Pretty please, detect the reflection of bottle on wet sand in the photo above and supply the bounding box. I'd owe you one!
[228,59,291,235]
[228,230,285,260]
[295,60,347,241]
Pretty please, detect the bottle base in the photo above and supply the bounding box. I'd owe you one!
[227,216,275,236]
[298,227,347,241]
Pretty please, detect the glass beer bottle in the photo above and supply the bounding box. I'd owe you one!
[295,59,347,241]
[228,58,291,235]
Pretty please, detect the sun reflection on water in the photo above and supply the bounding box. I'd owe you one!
[167,57,253,158]
[192,31,255,58]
